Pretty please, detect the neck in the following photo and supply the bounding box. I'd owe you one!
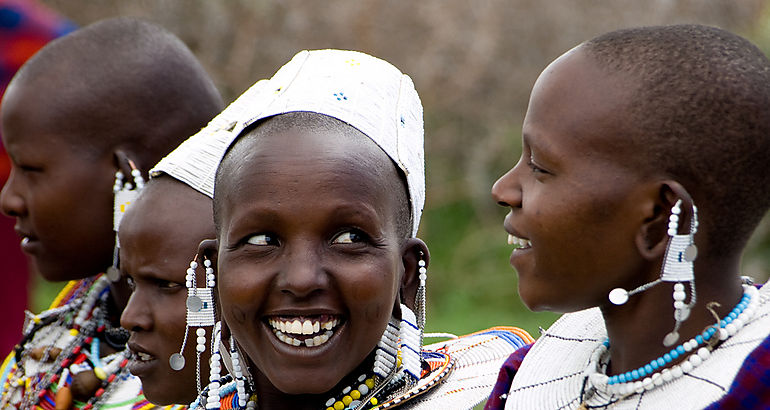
[599,254,744,375]
[252,356,377,410]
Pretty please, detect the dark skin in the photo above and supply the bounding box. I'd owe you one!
[0,75,118,283]
[491,46,743,375]
[119,177,216,405]
[209,127,428,410]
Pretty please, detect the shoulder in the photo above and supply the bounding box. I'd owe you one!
[705,330,770,409]
[483,344,534,410]
[382,326,534,409]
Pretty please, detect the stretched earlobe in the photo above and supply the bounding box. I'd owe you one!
[198,238,219,268]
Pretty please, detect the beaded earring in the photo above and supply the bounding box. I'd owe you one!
[608,199,699,347]
[109,160,145,282]
[170,256,216,395]
[415,255,428,343]
[373,316,400,379]
[230,335,251,409]
[205,322,223,410]
[399,304,422,383]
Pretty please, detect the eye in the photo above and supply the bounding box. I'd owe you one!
[527,155,549,175]
[157,280,183,290]
[332,230,366,244]
[246,233,278,246]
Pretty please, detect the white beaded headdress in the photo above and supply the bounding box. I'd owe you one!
[152,49,425,237]
[149,79,272,198]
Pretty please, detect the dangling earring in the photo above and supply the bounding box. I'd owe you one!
[398,304,422,383]
[109,159,146,282]
[373,316,400,380]
[660,200,698,346]
[607,199,698,346]
[230,335,249,408]
[205,322,223,410]
[170,256,216,395]
[415,255,428,345]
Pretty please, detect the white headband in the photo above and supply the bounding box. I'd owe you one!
[152,49,425,236]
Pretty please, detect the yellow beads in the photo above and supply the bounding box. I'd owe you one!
[342,395,353,406]
[350,390,361,399]
[365,378,375,389]
[370,397,378,405]
[333,401,345,410]
[33,316,41,324]
[69,329,79,337]
[94,367,107,380]
[326,407,334,410]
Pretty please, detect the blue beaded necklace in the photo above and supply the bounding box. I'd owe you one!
[584,283,759,396]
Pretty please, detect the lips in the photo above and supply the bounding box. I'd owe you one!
[127,342,158,377]
[15,227,39,253]
[266,315,343,348]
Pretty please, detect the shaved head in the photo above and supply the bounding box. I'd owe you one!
[3,16,223,167]
[581,24,770,255]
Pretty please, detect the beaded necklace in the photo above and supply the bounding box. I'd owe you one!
[0,275,137,409]
[578,283,759,408]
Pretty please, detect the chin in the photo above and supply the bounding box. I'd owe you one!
[518,285,568,313]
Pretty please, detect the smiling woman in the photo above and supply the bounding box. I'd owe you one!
[154,49,534,410]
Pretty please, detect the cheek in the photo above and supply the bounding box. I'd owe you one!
[217,264,266,326]
[346,260,400,322]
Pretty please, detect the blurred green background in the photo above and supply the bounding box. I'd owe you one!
[30,0,770,341]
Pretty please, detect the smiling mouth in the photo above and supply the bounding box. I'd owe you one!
[134,351,154,362]
[507,234,532,249]
[267,315,342,348]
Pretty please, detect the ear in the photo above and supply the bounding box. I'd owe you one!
[399,238,430,310]
[113,149,148,179]
[635,180,694,261]
[198,238,219,269]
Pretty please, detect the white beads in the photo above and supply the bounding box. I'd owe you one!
[205,258,216,288]
[667,200,682,236]
[680,360,693,373]
[608,288,629,305]
[231,336,248,408]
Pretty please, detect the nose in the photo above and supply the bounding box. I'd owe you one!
[277,243,327,299]
[0,170,26,218]
[120,286,153,332]
[491,159,524,208]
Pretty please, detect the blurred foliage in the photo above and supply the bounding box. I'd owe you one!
[32,0,770,338]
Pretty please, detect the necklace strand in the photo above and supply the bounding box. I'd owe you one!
[582,284,759,400]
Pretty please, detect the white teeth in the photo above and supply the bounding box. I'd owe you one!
[289,320,301,334]
[269,317,340,336]
[508,234,531,249]
[273,329,334,348]
[137,352,153,361]
[21,237,29,246]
